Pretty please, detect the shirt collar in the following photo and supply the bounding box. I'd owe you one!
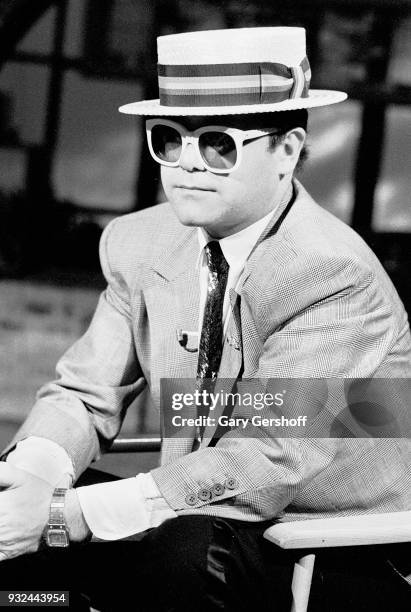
[196,178,294,269]
[196,207,277,271]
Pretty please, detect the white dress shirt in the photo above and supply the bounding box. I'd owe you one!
[7,188,288,540]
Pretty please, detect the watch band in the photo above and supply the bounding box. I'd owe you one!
[46,487,70,547]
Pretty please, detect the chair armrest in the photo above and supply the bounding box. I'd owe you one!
[264,511,411,549]
[109,437,161,453]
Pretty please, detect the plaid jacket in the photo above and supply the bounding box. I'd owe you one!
[4,180,411,525]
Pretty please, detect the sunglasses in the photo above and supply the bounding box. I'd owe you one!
[146,118,280,174]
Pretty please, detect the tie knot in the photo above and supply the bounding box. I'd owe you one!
[204,241,229,275]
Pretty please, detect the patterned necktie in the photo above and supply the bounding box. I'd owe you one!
[195,242,229,440]
[194,240,229,440]
[197,241,230,385]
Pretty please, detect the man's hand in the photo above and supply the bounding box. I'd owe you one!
[0,465,92,563]
[0,463,53,562]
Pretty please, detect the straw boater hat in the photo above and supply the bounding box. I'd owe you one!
[119,26,347,116]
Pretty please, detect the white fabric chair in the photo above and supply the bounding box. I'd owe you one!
[264,511,411,612]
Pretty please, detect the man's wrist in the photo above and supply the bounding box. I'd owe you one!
[64,488,92,543]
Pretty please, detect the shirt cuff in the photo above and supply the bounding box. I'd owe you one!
[6,436,74,487]
[76,473,176,541]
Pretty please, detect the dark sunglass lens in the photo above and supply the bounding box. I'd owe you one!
[199,131,237,169]
[151,124,182,162]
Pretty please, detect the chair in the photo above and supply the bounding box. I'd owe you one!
[107,438,411,611]
[263,511,411,612]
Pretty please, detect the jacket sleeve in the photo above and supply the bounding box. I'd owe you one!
[150,255,411,521]
[1,218,146,478]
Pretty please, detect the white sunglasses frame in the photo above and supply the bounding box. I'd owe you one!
[146,118,280,174]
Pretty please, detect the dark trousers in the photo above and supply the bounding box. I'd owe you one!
[0,468,410,612]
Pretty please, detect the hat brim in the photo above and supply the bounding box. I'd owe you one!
[119,89,347,116]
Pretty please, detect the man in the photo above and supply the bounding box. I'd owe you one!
[0,27,410,611]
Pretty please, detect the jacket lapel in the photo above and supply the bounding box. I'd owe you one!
[151,225,200,365]
[149,228,200,458]
[201,181,298,445]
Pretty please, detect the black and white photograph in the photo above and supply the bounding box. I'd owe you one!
[0,1,410,610]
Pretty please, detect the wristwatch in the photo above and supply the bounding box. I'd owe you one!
[45,488,70,547]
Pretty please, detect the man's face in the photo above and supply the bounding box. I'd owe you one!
[158,115,293,238]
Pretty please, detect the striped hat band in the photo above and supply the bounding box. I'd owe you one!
[158,57,311,108]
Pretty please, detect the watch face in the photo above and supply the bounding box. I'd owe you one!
[47,528,69,548]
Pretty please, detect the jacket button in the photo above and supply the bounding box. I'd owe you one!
[211,483,225,496]
[185,493,197,506]
[197,488,212,502]
[224,477,238,490]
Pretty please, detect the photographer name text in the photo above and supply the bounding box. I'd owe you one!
[172,415,308,428]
